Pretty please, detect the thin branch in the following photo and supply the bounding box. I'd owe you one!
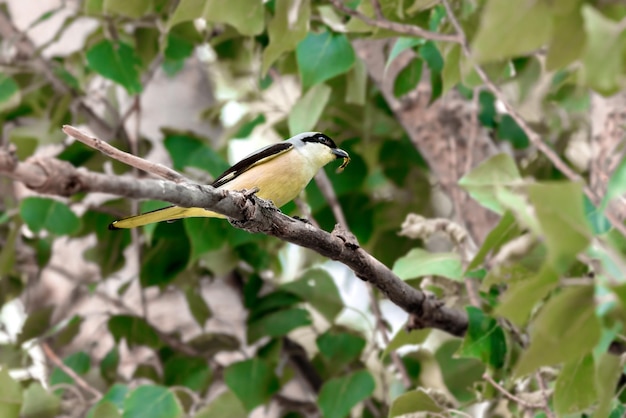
[371,0,384,20]
[482,373,543,409]
[62,125,186,183]
[367,285,412,388]
[329,0,461,43]
[42,343,102,400]
[0,130,469,337]
[314,170,348,227]
[441,0,626,238]
[535,371,555,418]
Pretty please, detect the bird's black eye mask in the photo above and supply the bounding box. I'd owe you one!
[303,133,338,149]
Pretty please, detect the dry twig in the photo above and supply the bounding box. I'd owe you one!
[62,126,186,183]
[42,343,102,400]
[328,0,460,43]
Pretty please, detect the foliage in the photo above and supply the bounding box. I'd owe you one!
[0,0,626,417]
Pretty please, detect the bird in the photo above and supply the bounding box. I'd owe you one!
[109,132,350,229]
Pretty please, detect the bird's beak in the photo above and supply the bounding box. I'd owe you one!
[332,148,350,172]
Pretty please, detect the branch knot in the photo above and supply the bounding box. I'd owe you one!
[26,157,84,196]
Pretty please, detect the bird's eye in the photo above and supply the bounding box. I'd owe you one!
[317,135,327,144]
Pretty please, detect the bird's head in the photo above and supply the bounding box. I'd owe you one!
[290,132,350,172]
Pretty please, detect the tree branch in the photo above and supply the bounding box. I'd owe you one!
[0,130,469,337]
[328,0,461,43]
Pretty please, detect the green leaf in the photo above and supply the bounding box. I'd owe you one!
[193,390,246,418]
[82,209,131,277]
[584,196,611,235]
[17,306,55,345]
[546,10,585,70]
[20,197,80,235]
[318,370,375,418]
[140,222,190,288]
[95,384,129,415]
[169,0,264,36]
[108,315,161,349]
[393,58,423,98]
[184,218,228,262]
[262,0,310,74]
[435,339,485,403]
[187,333,240,356]
[247,307,311,344]
[459,153,521,214]
[389,389,444,417]
[581,5,626,95]
[386,37,423,72]
[316,330,366,367]
[288,83,332,136]
[103,0,151,17]
[593,353,621,418]
[249,291,302,318]
[296,31,355,88]
[514,286,600,376]
[602,156,626,210]
[185,286,212,327]
[281,268,343,322]
[419,41,444,73]
[91,402,122,418]
[472,0,552,63]
[54,315,83,347]
[345,56,367,105]
[163,355,212,392]
[382,328,430,359]
[495,264,558,326]
[0,368,22,418]
[554,354,597,415]
[100,347,120,384]
[527,182,590,273]
[497,115,529,149]
[163,30,196,74]
[224,358,280,411]
[123,385,183,418]
[467,210,520,271]
[163,132,229,177]
[84,0,104,14]
[392,248,463,281]
[442,44,461,94]
[86,40,142,95]
[0,73,20,111]
[458,307,507,369]
[20,383,60,418]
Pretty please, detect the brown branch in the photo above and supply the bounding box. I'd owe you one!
[42,343,102,399]
[441,0,626,238]
[367,285,412,388]
[535,372,555,418]
[0,135,469,337]
[329,0,461,43]
[482,373,543,409]
[62,126,186,183]
[314,170,347,227]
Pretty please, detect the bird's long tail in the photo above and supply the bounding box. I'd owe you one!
[109,206,225,229]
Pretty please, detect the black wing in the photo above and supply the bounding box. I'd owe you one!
[211,142,293,188]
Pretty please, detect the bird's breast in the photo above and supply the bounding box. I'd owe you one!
[219,153,316,208]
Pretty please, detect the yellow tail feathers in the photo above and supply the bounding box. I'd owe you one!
[109,206,225,229]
